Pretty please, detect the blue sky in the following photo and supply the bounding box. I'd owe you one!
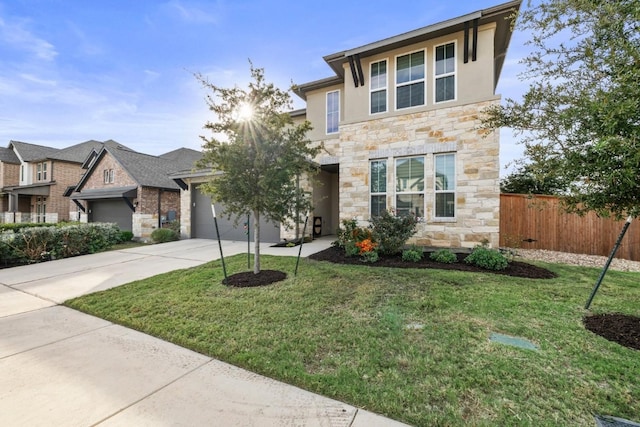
[0,0,529,175]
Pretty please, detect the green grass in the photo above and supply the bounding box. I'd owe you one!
[65,255,640,426]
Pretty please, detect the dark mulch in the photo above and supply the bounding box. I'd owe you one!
[584,313,640,351]
[224,269,287,287]
[308,246,557,279]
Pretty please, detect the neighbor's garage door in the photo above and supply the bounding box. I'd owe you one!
[89,199,133,232]
[192,185,280,242]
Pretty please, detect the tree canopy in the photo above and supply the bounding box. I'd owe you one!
[500,162,566,195]
[483,0,640,218]
[196,64,321,273]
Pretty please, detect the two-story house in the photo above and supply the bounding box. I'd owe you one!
[293,0,520,248]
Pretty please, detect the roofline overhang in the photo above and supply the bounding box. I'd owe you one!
[296,0,521,97]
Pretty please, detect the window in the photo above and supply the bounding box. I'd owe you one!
[370,60,387,114]
[20,165,24,181]
[396,51,425,109]
[103,169,114,184]
[435,153,456,217]
[326,90,339,134]
[36,162,47,181]
[435,42,456,102]
[370,160,387,217]
[395,157,425,217]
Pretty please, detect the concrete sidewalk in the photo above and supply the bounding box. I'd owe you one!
[0,238,410,426]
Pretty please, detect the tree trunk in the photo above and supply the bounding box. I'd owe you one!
[253,209,260,274]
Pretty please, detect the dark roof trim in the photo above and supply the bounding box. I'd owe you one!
[71,185,138,200]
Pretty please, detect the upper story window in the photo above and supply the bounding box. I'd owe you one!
[103,169,114,184]
[395,156,425,217]
[435,42,456,103]
[435,153,456,218]
[36,162,47,181]
[370,60,387,114]
[326,90,340,134]
[396,51,425,110]
[370,160,387,217]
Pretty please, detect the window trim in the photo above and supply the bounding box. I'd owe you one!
[434,153,456,219]
[370,159,387,218]
[395,49,426,111]
[36,162,48,181]
[369,58,388,115]
[103,169,115,184]
[434,41,457,104]
[326,89,340,135]
[395,156,425,217]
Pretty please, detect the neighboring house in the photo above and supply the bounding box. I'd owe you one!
[289,0,520,248]
[0,140,101,223]
[70,142,202,239]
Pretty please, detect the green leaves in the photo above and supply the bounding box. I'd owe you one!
[484,0,640,218]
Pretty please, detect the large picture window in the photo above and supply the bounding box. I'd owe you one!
[370,160,387,217]
[370,60,387,114]
[435,153,455,217]
[326,90,340,134]
[435,42,455,102]
[396,51,425,109]
[395,157,424,217]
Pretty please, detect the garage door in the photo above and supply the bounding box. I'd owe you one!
[89,199,133,232]
[192,185,281,242]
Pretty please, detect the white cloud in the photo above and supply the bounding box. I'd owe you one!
[0,16,57,61]
[164,0,221,24]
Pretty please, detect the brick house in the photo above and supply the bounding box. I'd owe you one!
[291,0,520,248]
[70,142,201,239]
[0,140,102,223]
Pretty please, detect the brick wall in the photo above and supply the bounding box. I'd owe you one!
[82,154,137,190]
[50,161,85,221]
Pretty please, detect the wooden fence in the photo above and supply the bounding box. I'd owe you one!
[500,194,640,261]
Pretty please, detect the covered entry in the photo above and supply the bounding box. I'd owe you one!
[191,184,281,242]
[72,186,137,232]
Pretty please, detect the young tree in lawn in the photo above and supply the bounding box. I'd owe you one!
[483,0,640,219]
[196,64,320,274]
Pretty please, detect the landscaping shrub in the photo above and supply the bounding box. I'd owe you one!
[151,228,179,243]
[0,223,122,264]
[370,210,418,255]
[120,231,134,242]
[465,245,508,271]
[429,248,458,264]
[402,246,424,262]
[334,218,372,249]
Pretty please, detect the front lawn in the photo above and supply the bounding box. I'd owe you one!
[65,254,640,426]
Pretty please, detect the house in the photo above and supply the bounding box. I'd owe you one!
[290,0,520,248]
[69,141,202,239]
[0,140,102,223]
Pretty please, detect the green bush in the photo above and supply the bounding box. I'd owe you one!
[334,218,372,249]
[119,231,134,242]
[402,247,424,262]
[464,246,508,271]
[370,210,418,255]
[429,248,458,264]
[361,250,379,263]
[151,228,179,243]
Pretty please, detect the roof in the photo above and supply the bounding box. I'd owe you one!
[76,143,202,192]
[48,140,105,163]
[294,0,521,99]
[9,140,60,162]
[159,148,203,171]
[0,147,20,164]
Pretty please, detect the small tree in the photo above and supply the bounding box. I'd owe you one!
[196,64,321,274]
[500,162,567,195]
[483,0,640,219]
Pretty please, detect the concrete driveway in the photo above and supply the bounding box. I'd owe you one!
[0,238,410,426]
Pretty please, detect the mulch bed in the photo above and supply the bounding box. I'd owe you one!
[308,246,557,279]
[584,313,640,351]
[223,270,287,287]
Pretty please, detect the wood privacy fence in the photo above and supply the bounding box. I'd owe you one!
[500,194,640,261]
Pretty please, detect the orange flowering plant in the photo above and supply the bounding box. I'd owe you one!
[355,238,377,255]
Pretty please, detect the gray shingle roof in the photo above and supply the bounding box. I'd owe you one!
[159,148,203,171]
[0,147,20,164]
[10,140,60,162]
[48,140,105,163]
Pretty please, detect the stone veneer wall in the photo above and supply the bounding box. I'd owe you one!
[323,99,500,249]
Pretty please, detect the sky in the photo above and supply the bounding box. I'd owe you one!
[0,0,531,176]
